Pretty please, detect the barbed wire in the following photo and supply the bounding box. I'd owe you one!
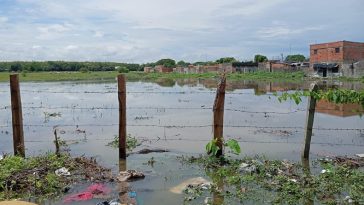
[2,105,360,115]
[0,105,307,115]
[22,137,364,147]
[1,89,279,96]
[1,123,363,131]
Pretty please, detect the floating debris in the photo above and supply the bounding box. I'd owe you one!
[135,148,169,154]
[96,199,122,205]
[169,177,211,194]
[117,170,145,182]
[356,153,364,158]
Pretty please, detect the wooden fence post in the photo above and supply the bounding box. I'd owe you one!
[213,75,226,157]
[118,74,127,159]
[10,74,25,157]
[302,83,318,159]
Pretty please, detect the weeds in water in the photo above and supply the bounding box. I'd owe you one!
[205,138,240,156]
[106,134,141,151]
[178,155,364,204]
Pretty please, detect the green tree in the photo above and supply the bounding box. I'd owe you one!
[117,66,129,73]
[285,54,306,62]
[216,57,237,64]
[254,55,268,63]
[177,60,190,67]
[156,58,176,68]
[10,63,22,72]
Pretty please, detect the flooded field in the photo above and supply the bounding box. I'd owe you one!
[0,79,363,204]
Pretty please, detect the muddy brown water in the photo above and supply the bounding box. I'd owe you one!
[0,79,363,204]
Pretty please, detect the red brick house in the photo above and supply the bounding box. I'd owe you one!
[310,41,364,77]
[155,65,173,73]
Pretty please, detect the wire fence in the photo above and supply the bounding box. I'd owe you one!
[1,123,363,132]
[1,83,364,155]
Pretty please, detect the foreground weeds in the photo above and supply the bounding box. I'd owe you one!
[178,155,364,204]
[0,153,112,201]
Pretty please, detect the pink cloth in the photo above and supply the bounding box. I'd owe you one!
[63,192,93,203]
[64,184,111,203]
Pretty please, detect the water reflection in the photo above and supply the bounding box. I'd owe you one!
[0,79,363,205]
[316,99,364,117]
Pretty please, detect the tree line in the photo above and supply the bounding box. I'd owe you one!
[0,61,140,72]
[0,54,307,72]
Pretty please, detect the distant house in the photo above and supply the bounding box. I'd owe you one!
[258,60,294,72]
[219,63,236,73]
[310,40,364,77]
[144,67,154,73]
[155,65,173,73]
[233,62,258,73]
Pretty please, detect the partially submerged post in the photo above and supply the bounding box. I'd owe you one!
[213,75,226,157]
[10,74,25,157]
[118,74,127,159]
[54,129,60,157]
[302,83,318,159]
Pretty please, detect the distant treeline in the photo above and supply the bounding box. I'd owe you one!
[0,61,141,72]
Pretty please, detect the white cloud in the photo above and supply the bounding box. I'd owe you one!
[32,45,42,49]
[65,45,78,50]
[0,0,363,62]
[38,23,72,33]
[0,16,8,23]
[257,25,324,38]
[93,31,104,38]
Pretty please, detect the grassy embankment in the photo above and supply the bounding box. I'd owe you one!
[0,71,306,82]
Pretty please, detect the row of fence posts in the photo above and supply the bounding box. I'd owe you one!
[8,73,316,160]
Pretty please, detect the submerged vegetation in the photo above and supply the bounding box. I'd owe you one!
[0,153,112,201]
[179,155,364,204]
[106,134,141,151]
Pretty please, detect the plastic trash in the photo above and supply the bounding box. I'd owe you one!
[204,197,212,204]
[128,191,137,198]
[0,155,3,161]
[96,199,122,205]
[239,163,257,174]
[320,169,331,174]
[356,153,364,158]
[55,167,71,176]
[344,196,354,203]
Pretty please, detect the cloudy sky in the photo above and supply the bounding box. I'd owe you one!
[0,0,363,63]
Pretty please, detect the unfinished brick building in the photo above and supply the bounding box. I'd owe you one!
[310,40,364,77]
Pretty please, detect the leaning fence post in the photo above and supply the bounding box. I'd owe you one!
[212,75,226,157]
[10,74,25,157]
[118,74,127,159]
[302,83,318,159]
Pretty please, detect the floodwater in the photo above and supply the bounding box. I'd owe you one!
[0,78,363,205]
